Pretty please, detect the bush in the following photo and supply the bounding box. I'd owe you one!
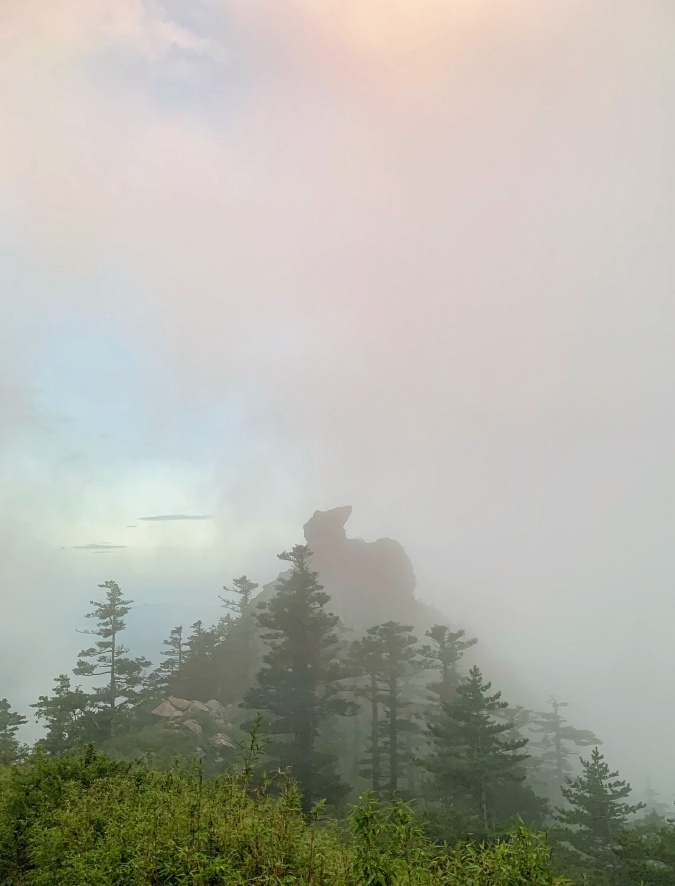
[0,747,570,885]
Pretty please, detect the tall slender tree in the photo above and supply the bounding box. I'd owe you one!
[530,697,601,796]
[74,580,151,740]
[361,622,430,796]
[217,575,260,702]
[161,625,187,678]
[422,665,530,833]
[243,545,353,812]
[421,624,477,707]
[554,747,645,884]
[144,625,188,699]
[0,698,27,764]
[349,631,386,794]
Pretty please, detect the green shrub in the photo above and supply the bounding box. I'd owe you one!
[0,747,570,885]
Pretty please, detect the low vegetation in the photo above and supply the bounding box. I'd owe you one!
[0,745,567,886]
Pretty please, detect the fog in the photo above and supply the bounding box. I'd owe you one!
[1,0,674,800]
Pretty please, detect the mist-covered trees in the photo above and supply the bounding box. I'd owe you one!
[349,630,385,793]
[615,814,675,885]
[16,541,649,886]
[159,625,187,688]
[422,665,531,833]
[170,619,223,701]
[162,577,261,707]
[0,698,27,764]
[216,575,260,703]
[74,580,151,739]
[356,622,429,796]
[421,624,477,706]
[531,697,601,797]
[31,675,93,755]
[554,747,645,883]
[243,545,353,811]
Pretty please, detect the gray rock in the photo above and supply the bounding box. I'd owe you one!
[183,719,202,737]
[151,699,183,718]
[209,733,235,749]
[167,696,191,711]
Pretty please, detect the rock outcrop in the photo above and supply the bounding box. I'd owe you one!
[258,506,446,635]
[151,696,236,750]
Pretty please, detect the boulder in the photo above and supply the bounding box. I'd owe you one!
[186,700,211,715]
[183,719,202,737]
[151,699,183,719]
[209,733,235,749]
[167,696,190,711]
[206,699,226,714]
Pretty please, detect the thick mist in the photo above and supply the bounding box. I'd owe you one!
[1,0,674,804]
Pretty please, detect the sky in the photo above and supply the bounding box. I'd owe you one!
[1,0,674,797]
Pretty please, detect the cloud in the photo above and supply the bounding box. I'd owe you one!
[138,514,214,521]
[72,544,128,550]
[1,0,675,789]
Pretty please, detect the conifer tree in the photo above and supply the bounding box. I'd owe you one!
[359,622,430,796]
[349,631,386,794]
[531,697,601,796]
[554,747,645,883]
[422,665,530,833]
[144,625,188,699]
[243,545,353,812]
[220,575,258,621]
[0,698,27,764]
[640,778,672,822]
[615,812,675,884]
[421,624,477,706]
[162,625,187,678]
[172,619,223,701]
[74,580,151,740]
[31,674,94,754]
[217,575,260,702]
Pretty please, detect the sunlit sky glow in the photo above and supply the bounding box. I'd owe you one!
[1,0,674,793]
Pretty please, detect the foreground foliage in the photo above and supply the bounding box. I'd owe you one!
[0,747,569,886]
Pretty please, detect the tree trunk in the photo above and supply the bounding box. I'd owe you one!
[389,676,398,794]
[480,780,488,833]
[370,671,380,794]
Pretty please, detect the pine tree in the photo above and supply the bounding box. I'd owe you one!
[615,813,675,884]
[220,575,258,621]
[640,778,672,822]
[74,580,151,740]
[554,747,645,883]
[31,674,94,754]
[171,620,223,701]
[349,631,386,794]
[531,697,601,796]
[145,625,188,698]
[421,624,477,706]
[422,665,530,833]
[0,698,27,764]
[243,545,353,812]
[162,625,187,678]
[217,575,260,703]
[361,622,430,796]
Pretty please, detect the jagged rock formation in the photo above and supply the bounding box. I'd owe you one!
[151,696,236,750]
[257,506,446,635]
